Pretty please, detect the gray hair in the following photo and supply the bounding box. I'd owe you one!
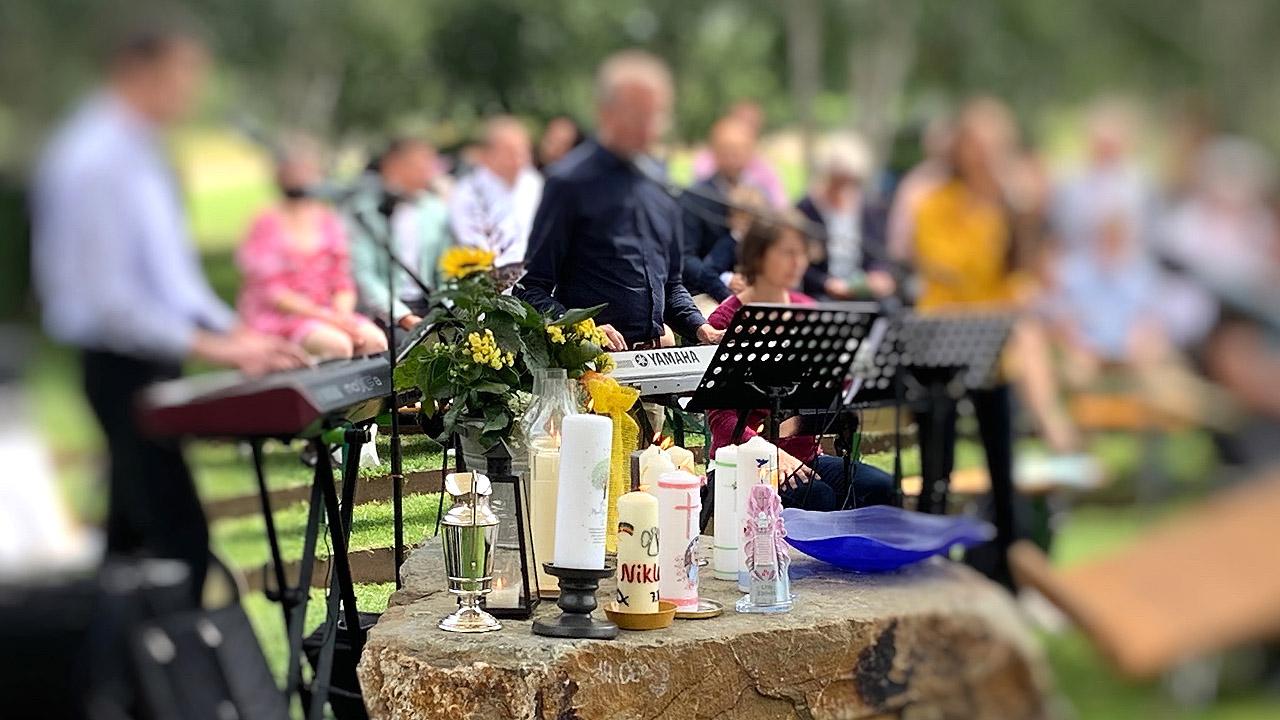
[594,49,673,107]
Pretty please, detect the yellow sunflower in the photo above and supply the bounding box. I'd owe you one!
[440,246,496,279]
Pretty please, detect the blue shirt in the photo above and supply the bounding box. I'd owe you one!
[516,140,705,343]
[32,93,235,360]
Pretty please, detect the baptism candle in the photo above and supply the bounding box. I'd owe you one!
[614,483,660,614]
[736,435,777,590]
[530,438,561,596]
[656,470,702,610]
[712,444,738,581]
[553,414,613,569]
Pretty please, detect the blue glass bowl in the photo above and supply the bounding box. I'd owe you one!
[781,506,995,573]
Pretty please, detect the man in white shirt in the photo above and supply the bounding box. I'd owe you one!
[32,18,305,602]
[448,116,543,270]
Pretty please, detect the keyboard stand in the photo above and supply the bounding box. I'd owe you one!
[249,425,369,720]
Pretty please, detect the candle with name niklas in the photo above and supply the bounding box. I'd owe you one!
[657,470,702,610]
[614,486,660,614]
[552,414,613,569]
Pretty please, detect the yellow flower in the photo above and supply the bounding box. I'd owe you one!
[440,246,496,279]
[467,329,501,366]
[573,318,595,337]
[595,353,616,374]
[546,325,566,344]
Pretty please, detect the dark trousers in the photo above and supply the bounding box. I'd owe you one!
[915,384,1017,588]
[779,455,896,511]
[82,350,208,604]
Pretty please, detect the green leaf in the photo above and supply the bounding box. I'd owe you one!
[493,295,528,320]
[553,304,607,327]
[483,409,511,433]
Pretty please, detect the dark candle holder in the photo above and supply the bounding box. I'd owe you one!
[531,563,618,640]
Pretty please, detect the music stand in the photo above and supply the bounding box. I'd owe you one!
[895,311,1014,512]
[686,302,880,448]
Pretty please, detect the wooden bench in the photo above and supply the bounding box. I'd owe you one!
[1010,471,1280,679]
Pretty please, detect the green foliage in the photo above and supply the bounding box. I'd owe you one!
[404,257,606,449]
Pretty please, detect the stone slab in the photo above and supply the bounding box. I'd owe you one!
[358,537,1052,719]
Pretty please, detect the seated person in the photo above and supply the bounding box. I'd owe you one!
[236,137,387,360]
[345,137,450,329]
[705,213,895,511]
[448,116,544,278]
[796,137,896,300]
[681,116,761,307]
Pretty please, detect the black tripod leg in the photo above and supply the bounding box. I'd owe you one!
[285,473,326,711]
[672,405,685,448]
[917,382,953,514]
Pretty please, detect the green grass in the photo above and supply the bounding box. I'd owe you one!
[213,492,441,570]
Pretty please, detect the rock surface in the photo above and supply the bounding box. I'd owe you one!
[358,538,1052,720]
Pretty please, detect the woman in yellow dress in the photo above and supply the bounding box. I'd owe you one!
[901,98,1079,586]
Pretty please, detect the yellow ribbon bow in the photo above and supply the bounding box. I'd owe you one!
[585,373,640,554]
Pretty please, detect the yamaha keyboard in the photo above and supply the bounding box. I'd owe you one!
[139,354,406,439]
[611,345,716,397]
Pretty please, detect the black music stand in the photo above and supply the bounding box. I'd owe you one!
[686,302,880,448]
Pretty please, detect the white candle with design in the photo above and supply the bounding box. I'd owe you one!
[530,438,561,596]
[712,444,738,580]
[553,414,612,569]
[657,470,702,610]
[614,487,660,614]
[736,435,777,590]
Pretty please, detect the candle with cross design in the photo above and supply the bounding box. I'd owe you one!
[656,470,702,610]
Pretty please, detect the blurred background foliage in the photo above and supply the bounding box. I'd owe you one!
[3,0,1280,169]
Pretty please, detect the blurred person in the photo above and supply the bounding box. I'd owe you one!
[535,114,584,172]
[680,116,759,307]
[517,49,721,351]
[1161,137,1280,463]
[448,116,544,272]
[692,99,788,208]
[346,136,450,329]
[796,135,896,300]
[904,98,1083,586]
[887,114,954,262]
[236,136,387,360]
[30,17,307,602]
[704,213,895,510]
[1051,99,1154,258]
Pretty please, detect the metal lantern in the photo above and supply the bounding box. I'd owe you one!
[481,440,540,619]
[439,471,502,633]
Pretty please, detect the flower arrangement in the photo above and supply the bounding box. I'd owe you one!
[403,246,612,449]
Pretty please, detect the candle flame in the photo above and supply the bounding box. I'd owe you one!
[660,436,674,450]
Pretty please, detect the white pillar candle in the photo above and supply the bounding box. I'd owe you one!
[553,414,613,569]
[667,445,696,474]
[657,470,702,610]
[737,435,777,590]
[639,444,676,489]
[614,488,660,614]
[529,439,561,596]
[712,444,738,581]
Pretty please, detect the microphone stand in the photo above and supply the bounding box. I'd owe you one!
[355,193,435,588]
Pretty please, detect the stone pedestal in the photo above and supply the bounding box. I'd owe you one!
[358,538,1051,720]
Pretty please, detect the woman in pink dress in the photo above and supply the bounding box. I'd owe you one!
[237,139,387,360]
